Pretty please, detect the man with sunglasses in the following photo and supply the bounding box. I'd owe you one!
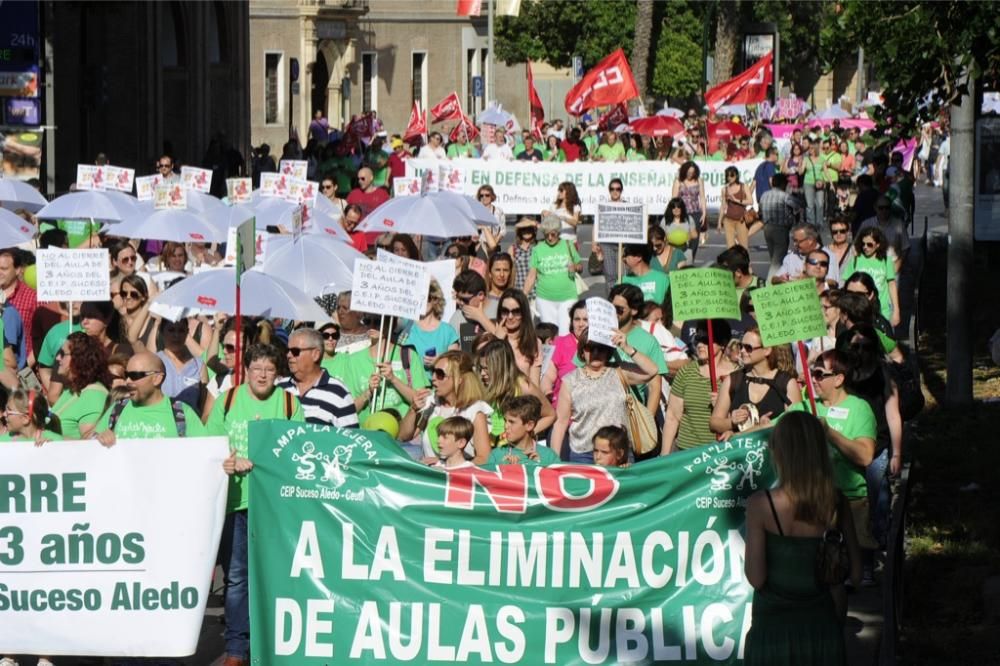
[277,328,357,428]
[155,154,179,183]
[857,194,909,272]
[773,222,840,287]
[93,352,207,445]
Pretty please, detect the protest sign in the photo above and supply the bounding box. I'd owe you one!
[406,157,762,215]
[227,177,252,204]
[669,268,740,322]
[280,159,308,180]
[36,248,111,302]
[751,280,827,347]
[351,257,430,321]
[181,166,213,193]
[135,174,161,201]
[393,176,420,197]
[439,163,464,192]
[104,165,135,193]
[595,203,647,244]
[585,296,618,347]
[0,437,229,656]
[154,183,187,210]
[260,172,290,199]
[75,164,104,191]
[285,178,318,206]
[248,422,773,665]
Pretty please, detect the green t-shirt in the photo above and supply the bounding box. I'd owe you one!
[803,155,826,185]
[843,255,896,321]
[38,321,83,367]
[595,142,626,161]
[650,247,687,274]
[0,430,63,442]
[531,240,580,302]
[52,383,109,439]
[786,394,875,500]
[622,270,670,304]
[615,325,668,404]
[97,397,208,439]
[447,143,478,159]
[488,443,559,466]
[822,152,842,182]
[336,345,429,424]
[207,385,305,513]
[626,148,646,161]
[583,135,598,156]
[56,219,102,248]
[330,156,357,194]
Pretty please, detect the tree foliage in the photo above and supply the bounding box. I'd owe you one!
[651,1,704,102]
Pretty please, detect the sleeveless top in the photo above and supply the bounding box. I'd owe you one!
[678,181,701,214]
[730,370,793,421]
[563,367,627,454]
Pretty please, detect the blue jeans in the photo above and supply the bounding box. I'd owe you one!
[568,449,595,464]
[865,449,891,549]
[763,224,791,282]
[804,184,826,230]
[218,510,250,659]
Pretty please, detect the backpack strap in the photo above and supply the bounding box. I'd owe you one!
[284,390,294,419]
[170,400,187,438]
[765,489,784,536]
[106,398,130,432]
[223,387,238,416]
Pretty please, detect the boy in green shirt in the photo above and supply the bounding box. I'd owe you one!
[621,243,670,304]
[488,395,558,466]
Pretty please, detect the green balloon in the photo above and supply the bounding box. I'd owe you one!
[363,411,400,440]
[23,264,37,290]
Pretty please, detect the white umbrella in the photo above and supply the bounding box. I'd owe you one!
[657,107,685,118]
[249,195,300,231]
[206,204,256,231]
[818,106,852,120]
[357,190,498,238]
[313,194,342,219]
[716,104,747,117]
[36,191,138,222]
[258,235,364,297]
[302,208,352,243]
[0,209,36,245]
[0,178,48,213]
[153,267,329,321]
[107,209,229,243]
[477,104,514,127]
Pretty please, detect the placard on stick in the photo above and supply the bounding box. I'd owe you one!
[36,248,111,302]
[595,202,647,244]
[751,280,827,347]
[351,258,430,321]
[669,268,740,322]
[585,297,618,347]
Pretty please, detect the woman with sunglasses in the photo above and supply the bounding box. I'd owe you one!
[156,317,208,410]
[50,332,111,439]
[402,280,460,370]
[475,185,505,256]
[477,339,555,445]
[825,215,854,271]
[710,328,801,438]
[493,288,542,387]
[320,174,347,217]
[108,238,154,291]
[2,388,62,444]
[523,215,582,336]
[399,350,493,465]
[550,328,658,463]
[718,166,752,249]
[317,322,341,373]
[671,161,707,258]
[508,218,537,294]
[843,227,900,327]
[117,274,158,352]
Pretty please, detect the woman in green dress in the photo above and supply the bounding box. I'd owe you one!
[743,411,862,665]
[50,332,111,439]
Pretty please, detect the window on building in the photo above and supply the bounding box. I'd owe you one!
[411,51,427,111]
[362,52,377,113]
[466,48,477,113]
[265,52,282,124]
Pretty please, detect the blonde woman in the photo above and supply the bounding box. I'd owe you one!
[401,279,459,369]
[476,339,555,444]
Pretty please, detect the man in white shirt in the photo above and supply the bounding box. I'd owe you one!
[481,128,514,161]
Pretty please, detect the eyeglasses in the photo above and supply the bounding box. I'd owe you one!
[614,305,627,315]
[287,346,318,357]
[806,258,830,267]
[4,409,26,418]
[118,255,136,264]
[432,368,448,381]
[609,186,622,192]
[56,349,70,360]
[740,343,763,353]
[122,290,142,300]
[125,370,162,381]
[157,163,172,169]
[247,365,277,376]
[321,332,339,341]
[478,193,493,200]
[321,185,335,191]
[499,306,522,317]
[811,368,836,381]
[446,251,461,259]
[861,241,877,249]
[831,228,849,235]
[164,326,187,334]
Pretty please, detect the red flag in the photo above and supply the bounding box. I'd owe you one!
[597,103,629,131]
[564,49,639,116]
[430,92,463,123]
[527,61,545,137]
[403,102,427,141]
[705,51,774,112]
[456,0,482,16]
[449,113,480,142]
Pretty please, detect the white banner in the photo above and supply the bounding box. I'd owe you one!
[595,202,647,244]
[351,257,430,321]
[0,437,229,656]
[36,248,111,302]
[405,157,762,215]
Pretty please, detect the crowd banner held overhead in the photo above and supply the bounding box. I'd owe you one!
[704,51,774,112]
[279,160,309,180]
[259,172,290,199]
[750,280,827,347]
[594,202,647,244]
[669,268,741,322]
[585,297,618,347]
[104,165,136,193]
[36,248,111,302]
[564,48,639,116]
[377,249,457,322]
[248,422,774,665]
[226,177,252,204]
[180,166,213,194]
[154,183,187,210]
[393,177,420,197]
[135,174,162,201]
[405,158,761,216]
[351,257,430,322]
[0,437,229,656]
[75,164,106,191]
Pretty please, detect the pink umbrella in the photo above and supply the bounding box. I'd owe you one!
[628,115,685,138]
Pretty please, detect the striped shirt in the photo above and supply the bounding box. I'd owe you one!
[277,370,359,428]
[671,362,716,450]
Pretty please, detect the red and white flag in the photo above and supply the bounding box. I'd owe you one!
[705,51,774,112]
[597,103,629,131]
[527,61,545,137]
[456,0,482,16]
[403,102,427,141]
[564,48,639,116]
[449,112,480,142]
[430,91,464,123]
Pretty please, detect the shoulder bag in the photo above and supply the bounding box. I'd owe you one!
[616,369,658,455]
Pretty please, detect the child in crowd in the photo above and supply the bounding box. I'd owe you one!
[488,395,558,466]
[592,425,630,468]
[434,416,476,469]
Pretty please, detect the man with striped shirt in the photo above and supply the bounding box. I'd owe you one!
[278,328,358,428]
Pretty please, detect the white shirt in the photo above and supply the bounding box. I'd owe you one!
[417,145,447,160]
[482,143,514,161]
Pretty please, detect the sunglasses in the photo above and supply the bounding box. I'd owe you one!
[322,185,335,191]
[432,368,448,381]
[287,346,317,357]
[157,163,172,169]
[811,368,836,381]
[740,343,763,353]
[223,343,237,354]
[478,194,493,199]
[125,370,162,381]
[862,241,877,249]
[321,332,339,341]
[446,251,461,258]
[499,306,522,317]
[609,186,622,192]
[806,258,830,267]
[831,228,849,235]
[118,255,136,264]
[614,305,627,315]
[122,290,142,300]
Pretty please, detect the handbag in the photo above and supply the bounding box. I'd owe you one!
[814,497,852,586]
[588,250,604,276]
[616,370,658,455]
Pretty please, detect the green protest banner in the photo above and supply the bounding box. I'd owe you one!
[751,280,827,347]
[669,268,741,322]
[248,423,774,665]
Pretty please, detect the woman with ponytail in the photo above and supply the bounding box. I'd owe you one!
[2,388,63,443]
